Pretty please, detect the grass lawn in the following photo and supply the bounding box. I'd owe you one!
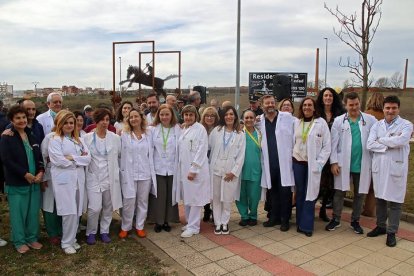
[403,145,414,213]
[0,201,163,275]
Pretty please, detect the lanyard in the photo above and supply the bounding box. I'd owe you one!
[65,135,85,154]
[161,126,171,152]
[93,132,108,156]
[244,127,261,149]
[301,118,314,143]
[223,129,234,151]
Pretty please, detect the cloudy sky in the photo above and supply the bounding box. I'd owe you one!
[0,0,412,91]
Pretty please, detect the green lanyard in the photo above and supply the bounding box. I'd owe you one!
[161,126,171,152]
[301,118,314,143]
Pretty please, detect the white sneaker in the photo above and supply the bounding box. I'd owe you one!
[222,224,229,235]
[73,242,81,250]
[64,246,77,254]
[181,225,187,231]
[181,229,199,238]
[0,238,7,247]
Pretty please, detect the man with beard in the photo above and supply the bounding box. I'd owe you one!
[257,95,295,231]
[146,93,160,126]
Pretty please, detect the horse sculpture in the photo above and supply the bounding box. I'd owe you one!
[119,65,179,98]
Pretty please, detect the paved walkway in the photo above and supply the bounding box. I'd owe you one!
[144,203,414,276]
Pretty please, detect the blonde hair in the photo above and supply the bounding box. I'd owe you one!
[153,104,177,126]
[54,110,80,143]
[201,107,219,133]
[123,108,148,134]
[366,92,384,112]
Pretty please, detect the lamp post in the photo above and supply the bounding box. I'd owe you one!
[324,37,328,87]
[119,56,122,96]
[235,0,241,113]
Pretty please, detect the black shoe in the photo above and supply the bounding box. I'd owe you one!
[222,224,229,235]
[297,228,312,237]
[239,219,248,227]
[154,224,162,233]
[386,233,397,247]
[203,210,212,222]
[162,223,171,232]
[326,202,333,209]
[319,211,330,222]
[325,219,341,231]
[367,226,387,237]
[263,220,280,227]
[350,221,364,234]
[248,219,257,226]
[280,223,290,232]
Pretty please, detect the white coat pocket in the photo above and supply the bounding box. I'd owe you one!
[390,161,404,177]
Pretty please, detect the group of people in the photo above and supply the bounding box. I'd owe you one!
[0,89,412,255]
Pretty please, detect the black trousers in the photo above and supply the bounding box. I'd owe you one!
[268,174,292,224]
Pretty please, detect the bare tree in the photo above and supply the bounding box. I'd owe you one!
[325,0,383,110]
[390,72,403,88]
[375,77,390,88]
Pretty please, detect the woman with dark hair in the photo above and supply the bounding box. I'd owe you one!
[114,101,133,134]
[119,108,156,239]
[147,104,180,233]
[209,106,245,235]
[293,97,331,237]
[175,105,210,238]
[0,106,45,253]
[48,110,91,254]
[83,108,122,245]
[315,87,345,221]
[200,107,220,222]
[73,111,86,137]
[278,98,295,114]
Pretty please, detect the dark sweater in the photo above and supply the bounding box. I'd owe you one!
[0,126,44,186]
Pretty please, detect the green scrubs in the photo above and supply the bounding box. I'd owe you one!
[349,117,362,173]
[6,140,41,248]
[236,130,262,220]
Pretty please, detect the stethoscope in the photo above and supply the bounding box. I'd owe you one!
[342,111,367,126]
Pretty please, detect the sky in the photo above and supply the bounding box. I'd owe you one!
[0,0,413,91]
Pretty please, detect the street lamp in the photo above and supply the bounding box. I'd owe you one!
[119,57,122,96]
[324,37,328,87]
[235,0,241,113]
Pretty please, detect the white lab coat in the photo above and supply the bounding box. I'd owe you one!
[37,110,54,135]
[209,126,246,202]
[367,117,413,203]
[173,122,210,206]
[119,131,157,198]
[83,131,123,211]
[330,112,377,193]
[294,118,331,201]
[48,135,91,216]
[257,112,295,190]
[41,132,55,213]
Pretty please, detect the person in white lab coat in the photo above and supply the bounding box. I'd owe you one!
[174,105,210,238]
[147,104,180,233]
[366,95,413,247]
[209,106,245,235]
[293,97,331,237]
[37,92,63,245]
[48,110,91,254]
[119,108,156,239]
[326,92,377,234]
[83,108,122,245]
[114,101,133,134]
[257,95,295,231]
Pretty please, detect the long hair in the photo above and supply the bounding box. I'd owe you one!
[316,87,345,119]
[218,105,241,133]
[153,104,177,126]
[297,97,320,119]
[201,106,219,133]
[54,110,80,143]
[124,108,147,134]
[115,101,133,122]
[366,92,384,111]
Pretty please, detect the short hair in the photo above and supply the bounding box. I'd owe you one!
[153,104,177,126]
[366,92,385,111]
[7,105,28,121]
[115,101,133,122]
[297,97,320,119]
[124,108,148,133]
[383,95,400,107]
[46,92,62,103]
[93,108,112,124]
[189,91,201,103]
[181,104,199,121]
[146,93,159,102]
[344,92,360,104]
[201,106,220,132]
[278,98,295,114]
[218,105,241,133]
[260,94,275,105]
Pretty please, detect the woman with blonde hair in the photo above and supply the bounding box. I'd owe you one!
[48,110,91,254]
[147,104,180,233]
[119,108,156,239]
[200,107,220,222]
